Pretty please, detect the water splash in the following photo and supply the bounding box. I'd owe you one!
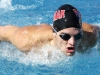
[0,0,44,11]
[0,42,70,66]
[0,0,13,10]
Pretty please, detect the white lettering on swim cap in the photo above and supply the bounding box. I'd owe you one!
[53,10,65,21]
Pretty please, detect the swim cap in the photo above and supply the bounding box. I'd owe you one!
[53,4,82,32]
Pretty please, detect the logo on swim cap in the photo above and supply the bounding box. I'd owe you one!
[53,10,65,21]
[53,4,82,32]
[73,9,81,19]
[73,9,82,27]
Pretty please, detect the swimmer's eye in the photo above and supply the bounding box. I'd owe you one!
[59,33,82,40]
[74,33,83,40]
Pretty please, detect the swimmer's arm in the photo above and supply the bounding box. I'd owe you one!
[77,23,98,54]
[0,24,53,53]
[0,25,19,42]
[0,25,32,52]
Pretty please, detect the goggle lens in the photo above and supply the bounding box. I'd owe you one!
[59,33,82,40]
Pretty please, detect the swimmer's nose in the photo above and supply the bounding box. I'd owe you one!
[67,36,75,46]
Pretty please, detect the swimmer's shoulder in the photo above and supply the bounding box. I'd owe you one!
[80,23,98,48]
[82,22,96,33]
[27,23,52,29]
[18,23,52,32]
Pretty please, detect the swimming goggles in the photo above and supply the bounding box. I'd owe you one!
[52,27,83,40]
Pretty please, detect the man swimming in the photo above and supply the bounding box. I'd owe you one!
[0,4,99,56]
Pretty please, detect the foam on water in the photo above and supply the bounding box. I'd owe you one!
[17,44,68,66]
[0,0,43,11]
[0,0,12,8]
[0,42,72,66]
[0,41,100,67]
[0,0,14,12]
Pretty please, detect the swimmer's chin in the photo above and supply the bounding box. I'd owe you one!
[65,52,75,56]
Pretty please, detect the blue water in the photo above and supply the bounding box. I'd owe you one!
[0,0,100,75]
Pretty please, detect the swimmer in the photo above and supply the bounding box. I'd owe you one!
[0,4,99,56]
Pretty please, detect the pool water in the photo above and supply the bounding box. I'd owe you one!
[0,0,100,75]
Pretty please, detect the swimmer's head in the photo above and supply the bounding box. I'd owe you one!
[53,4,82,32]
[52,4,82,56]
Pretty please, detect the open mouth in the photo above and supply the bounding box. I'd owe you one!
[67,47,75,53]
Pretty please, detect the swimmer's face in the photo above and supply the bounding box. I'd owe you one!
[53,27,83,56]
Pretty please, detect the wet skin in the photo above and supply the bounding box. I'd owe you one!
[53,27,82,56]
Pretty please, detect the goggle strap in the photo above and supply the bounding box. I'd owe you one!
[52,26,57,33]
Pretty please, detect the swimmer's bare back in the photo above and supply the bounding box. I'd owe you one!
[0,24,53,52]
[0,23,99,53]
